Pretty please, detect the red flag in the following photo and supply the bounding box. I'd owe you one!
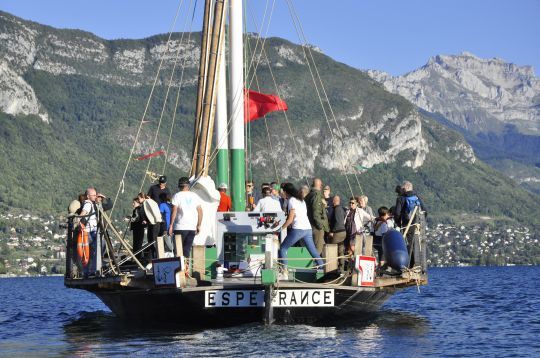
[244,89,288,123]
[135,150,165,161]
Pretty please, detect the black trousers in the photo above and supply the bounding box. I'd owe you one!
[147,224,160,259]
[132,226,145,262]
[173,230,196,257]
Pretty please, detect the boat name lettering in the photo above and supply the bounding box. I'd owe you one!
[204,289,335,308]
[205,290,264,307]
[273,289,334,307]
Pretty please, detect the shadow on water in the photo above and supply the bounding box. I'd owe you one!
[327,309,431,335]
[61,308,430,355]
[63,310,205,341]
[61,310,211,356]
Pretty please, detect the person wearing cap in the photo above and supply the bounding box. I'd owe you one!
[147,175,172,204]
[217,183,232,212]
[169,177,203,258]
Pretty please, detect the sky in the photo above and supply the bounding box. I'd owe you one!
[2,0,539,76]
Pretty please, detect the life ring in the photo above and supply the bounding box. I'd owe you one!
[77,224,90,266]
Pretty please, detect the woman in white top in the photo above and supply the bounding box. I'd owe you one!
[279,183,324,272]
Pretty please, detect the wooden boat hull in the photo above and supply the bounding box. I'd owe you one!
[82,283,398,326]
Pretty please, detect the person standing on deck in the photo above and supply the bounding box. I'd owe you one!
[253,187,283,212]
[328,195,347,271]
[345,197,363,255]
[158,193,174,253]
[217,183,232,212]
[245,181,259,211]
[279,183,324,279]
[130,195,147,262]
[169,177,203,258]
[279,183,289,213]
[394,181,427,267]
[347,197,375,256]
[142,194,162,262]
[147,176,172,204]
[305,178,329,255]
[270,182,280,201]
[356,195,375,255]
[79,187,100,278]
[323,185,334,221]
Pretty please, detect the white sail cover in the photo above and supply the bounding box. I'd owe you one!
[190,176,221,245]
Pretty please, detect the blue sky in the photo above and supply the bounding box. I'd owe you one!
[2,0,539,76]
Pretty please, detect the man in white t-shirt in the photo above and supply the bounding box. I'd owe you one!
[168,177,203,257]
[253,187,283,213]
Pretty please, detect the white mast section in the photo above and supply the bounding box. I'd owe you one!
[215,28,229,186]
[230,0,244,149]
[229,0,246,210]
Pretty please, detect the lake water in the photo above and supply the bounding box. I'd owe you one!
[1,266,539,357]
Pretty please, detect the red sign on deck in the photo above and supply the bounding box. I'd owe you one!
[355,255,376,287]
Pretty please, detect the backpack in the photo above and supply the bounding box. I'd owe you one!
[402,195,421,225]
[159,202,172,236]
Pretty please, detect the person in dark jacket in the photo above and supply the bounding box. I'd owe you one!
[304,178,330,255]
[147,175,172,204]
[394,181,427,228]
[130,196,147,262]
[394,181,427,267]
[328,195,347,271]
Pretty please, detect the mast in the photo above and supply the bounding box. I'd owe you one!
[229,0,246,210]
[193,0,228,177]
[190,0,213,177]
[215,29,228,187]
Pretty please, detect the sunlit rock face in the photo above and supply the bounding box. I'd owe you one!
[368,52,540,135]
[0,60,49,123]
[0,10,477,180]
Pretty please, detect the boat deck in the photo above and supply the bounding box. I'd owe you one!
[64,268,427,292]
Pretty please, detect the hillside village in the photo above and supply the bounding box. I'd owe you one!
[1,211,538,276]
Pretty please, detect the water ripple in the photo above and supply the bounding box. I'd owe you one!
[1,268,540,356]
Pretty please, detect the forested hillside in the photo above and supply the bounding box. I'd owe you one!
[0,11,539,227]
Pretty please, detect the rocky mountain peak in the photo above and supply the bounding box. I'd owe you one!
[368,52,540,135]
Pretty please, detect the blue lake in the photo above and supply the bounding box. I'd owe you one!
[1,266,539,357]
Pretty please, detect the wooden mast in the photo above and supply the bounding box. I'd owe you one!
[190,0,213,177]
[192,0,228,178]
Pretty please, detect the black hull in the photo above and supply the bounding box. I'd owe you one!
[90,284,397,326]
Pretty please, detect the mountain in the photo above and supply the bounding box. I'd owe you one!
[367,52,540,194]
[0,11,539,226]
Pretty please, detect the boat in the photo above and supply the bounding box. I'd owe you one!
[64,0,428,326]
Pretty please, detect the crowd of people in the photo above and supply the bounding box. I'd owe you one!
[70,175,426,279]
[217,178,427,276]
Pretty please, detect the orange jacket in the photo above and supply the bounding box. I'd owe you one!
[217,191,232,212]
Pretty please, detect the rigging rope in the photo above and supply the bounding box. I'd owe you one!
[110,0,185,217]
[138,0,197,192]
[285,0,365,197]
[243,3,311,186]
[162,16,198,175]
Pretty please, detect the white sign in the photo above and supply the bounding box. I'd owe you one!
[153,257,183,287]
[205,290,265,307]
[204,289,335,307]
[356,255,376,287]
[273,289,334,307]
